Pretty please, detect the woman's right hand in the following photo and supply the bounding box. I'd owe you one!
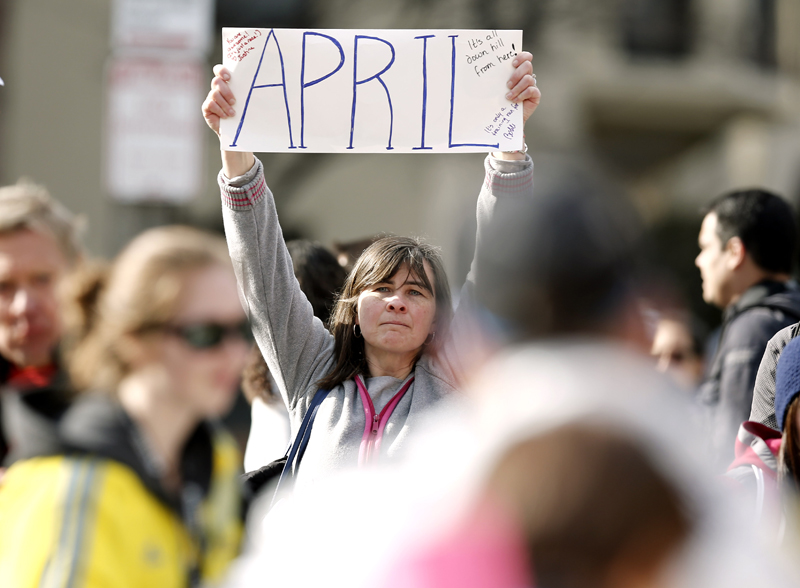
[202,65,255,178]
[202,65,237,136]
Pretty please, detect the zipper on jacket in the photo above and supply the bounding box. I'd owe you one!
[356,375,414,466]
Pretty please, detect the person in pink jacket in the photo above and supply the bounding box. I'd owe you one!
[727,334,800,535]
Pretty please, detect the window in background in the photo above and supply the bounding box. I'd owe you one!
[621,0,693,58]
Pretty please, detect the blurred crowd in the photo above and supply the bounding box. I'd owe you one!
[2,49,800,588]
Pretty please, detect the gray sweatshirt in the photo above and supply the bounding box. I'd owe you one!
[219,154,533,487]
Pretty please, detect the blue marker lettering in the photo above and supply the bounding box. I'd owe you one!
[230,29,295,149]
[448,35,499,150]
[300,32,345,149]
[413,35,434,151]
[348,35,396,150]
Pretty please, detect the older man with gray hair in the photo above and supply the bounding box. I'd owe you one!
[0,180,83,466]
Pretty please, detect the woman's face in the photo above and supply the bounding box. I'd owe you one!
[145,264,250,420]
[356,261,437,367]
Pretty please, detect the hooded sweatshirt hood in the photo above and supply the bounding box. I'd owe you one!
[727,421,781,477]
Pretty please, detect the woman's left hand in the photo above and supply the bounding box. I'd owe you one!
[505,51,540,125]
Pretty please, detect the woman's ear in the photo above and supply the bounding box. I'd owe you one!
[425,324,437,345]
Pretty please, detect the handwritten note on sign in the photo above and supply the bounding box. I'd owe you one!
[219,28,524,153]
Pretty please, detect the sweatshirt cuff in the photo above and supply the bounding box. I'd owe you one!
[218,158,267,209]
[488,153,532,174]
[484,153,533,195]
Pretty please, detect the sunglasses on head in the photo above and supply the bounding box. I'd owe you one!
[163,320,254,350]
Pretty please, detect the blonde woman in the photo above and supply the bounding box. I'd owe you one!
[0,226,250,587]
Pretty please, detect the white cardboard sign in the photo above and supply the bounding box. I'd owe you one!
[219,28,524,153]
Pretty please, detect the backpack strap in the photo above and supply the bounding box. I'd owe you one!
[270,388,329,507]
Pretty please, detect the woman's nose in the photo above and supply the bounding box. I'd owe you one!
[387,295,407,312]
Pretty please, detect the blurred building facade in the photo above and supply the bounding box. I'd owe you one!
[1,0,800,319]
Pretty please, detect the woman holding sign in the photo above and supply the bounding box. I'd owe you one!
[202,52,539,489]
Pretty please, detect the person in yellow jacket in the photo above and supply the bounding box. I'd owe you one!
[0,225,251,587]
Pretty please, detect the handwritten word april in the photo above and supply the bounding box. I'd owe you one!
[229,30,505,151]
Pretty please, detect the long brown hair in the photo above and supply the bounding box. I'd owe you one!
[779,399,800,492]
[316,236,452,389]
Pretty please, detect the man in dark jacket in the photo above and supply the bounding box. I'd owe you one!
[694,188,800,471]
[0,181,82,467]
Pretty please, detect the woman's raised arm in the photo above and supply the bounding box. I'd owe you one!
[202,66,335,414]
[433,51,540,383]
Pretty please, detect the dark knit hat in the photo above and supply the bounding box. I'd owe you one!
[775,336,800,430]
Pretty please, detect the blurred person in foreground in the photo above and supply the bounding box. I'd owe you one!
[0,181,83,469]
[220,153,799,587]
[242,239,346,473]
[693,189,800,471]
[363,161,800,588]
[383,422,693,588]
[0,226,249,587]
